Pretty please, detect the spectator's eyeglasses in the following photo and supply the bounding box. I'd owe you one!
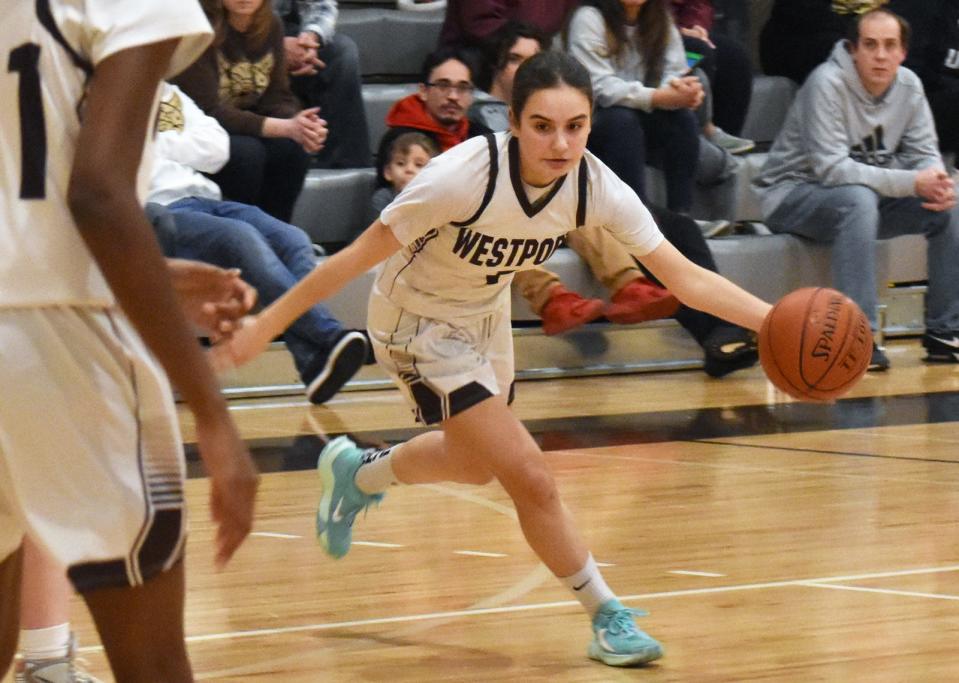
[425,80,475,96]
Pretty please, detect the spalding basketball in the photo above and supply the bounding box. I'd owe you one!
[759,287,872,401]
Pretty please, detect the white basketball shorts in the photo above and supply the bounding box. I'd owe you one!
[367,293,515,425]
[0,307,186,592]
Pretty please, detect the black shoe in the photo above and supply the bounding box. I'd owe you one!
[868,346,890,372]
[303,330,368,404]
[702,326,758,378]
[923,331,959,363]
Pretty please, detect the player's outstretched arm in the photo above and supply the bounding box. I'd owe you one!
[67,40,257,567]
[214,219,402,369]
[639,239,772,332]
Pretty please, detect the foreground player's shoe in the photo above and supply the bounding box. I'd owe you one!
[923,331,959,364]
[15,634,103,683]
[316,436,384,558]
[588,599,664,667]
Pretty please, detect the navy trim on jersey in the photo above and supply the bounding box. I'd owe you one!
[508,136,566,218]
[451,133,499,228]
[575,157,588,227]
[36,0,93,76]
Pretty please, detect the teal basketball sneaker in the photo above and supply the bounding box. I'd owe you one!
[315,436,384,558]
[588,599,664,667]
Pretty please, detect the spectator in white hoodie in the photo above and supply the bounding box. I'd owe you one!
[149,82,368,404]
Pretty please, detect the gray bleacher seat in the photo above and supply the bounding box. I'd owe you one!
[362,83,419,155]
[338,8,444,79]
[291,168,377,245]
[741,75,797,143]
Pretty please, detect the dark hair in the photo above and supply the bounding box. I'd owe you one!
[511,51,593,118]
[491,22,550,76]
[204,0,275,51]
[374,128,441,186]
[420,46,478,85]
[569,0,672,87]
[849,9,911,50]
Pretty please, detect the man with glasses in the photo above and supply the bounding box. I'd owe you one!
[377,47,491,165]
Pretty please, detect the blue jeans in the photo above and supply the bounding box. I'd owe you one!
[163,197,345,376]
[766,184,959,332]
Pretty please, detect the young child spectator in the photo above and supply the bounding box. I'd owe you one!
[151,82,368,404]
[174,0,327,222]
[274,0,373,168]
[760,0,888,85]
[373,132,440,215]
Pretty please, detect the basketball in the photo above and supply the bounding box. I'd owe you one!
[759,287,873,401]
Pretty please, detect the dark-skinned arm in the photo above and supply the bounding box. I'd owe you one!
[67,38,257,568]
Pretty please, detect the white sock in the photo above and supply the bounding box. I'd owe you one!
[354,445,399,494]
[560,554,616,618]
[19,623,71,660]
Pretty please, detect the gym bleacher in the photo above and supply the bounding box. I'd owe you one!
[223,0,929,398]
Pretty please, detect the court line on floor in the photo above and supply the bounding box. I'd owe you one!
[76,563,959,654]
[797,581,959,601]
[693,438,959,466]
[567,446,959,487]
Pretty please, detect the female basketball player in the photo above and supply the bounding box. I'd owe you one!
[216,51,772,667]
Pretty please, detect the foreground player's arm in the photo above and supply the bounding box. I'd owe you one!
[216,219,402,368]
[67,40,257,568]
[639,239,772,332]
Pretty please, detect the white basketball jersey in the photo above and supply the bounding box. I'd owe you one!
[0,0,212,307]
[378,131,664,320]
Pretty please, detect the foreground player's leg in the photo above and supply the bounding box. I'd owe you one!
[15,538,103,682]
[81,561,191,682]
[316,397,663,666]
[0,545,24,677]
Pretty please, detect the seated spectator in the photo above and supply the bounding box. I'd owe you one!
[754,9,959,370]
[889,0,959,158]
[760,0,888,85]
[566,0,744,216]
[150,82,367,404]
[174,0,326,222]
[469,22,755,375]
[373,132,440,215]
[439,0,580,86]
[470,22,681,335]
[274,0,372,168]
[377,46,491,160]
[671,0,754,146]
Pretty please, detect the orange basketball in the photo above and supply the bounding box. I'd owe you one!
[759,287,873,401]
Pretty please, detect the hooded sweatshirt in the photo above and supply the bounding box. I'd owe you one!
[384,94,471,152]
[753,39,942,217]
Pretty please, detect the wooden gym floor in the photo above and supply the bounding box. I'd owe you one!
[53,339,959,680]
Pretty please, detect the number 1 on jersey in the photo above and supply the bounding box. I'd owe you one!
[8,42,47,199]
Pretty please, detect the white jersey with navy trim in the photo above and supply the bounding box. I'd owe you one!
[378,131,664,321]
[0,0,212,307]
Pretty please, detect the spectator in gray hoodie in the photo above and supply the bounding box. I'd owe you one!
[754,9,959,371]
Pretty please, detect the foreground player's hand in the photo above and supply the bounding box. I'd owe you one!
[210,314,275,371]
[197,418,259,569]
[167,259,257,341]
